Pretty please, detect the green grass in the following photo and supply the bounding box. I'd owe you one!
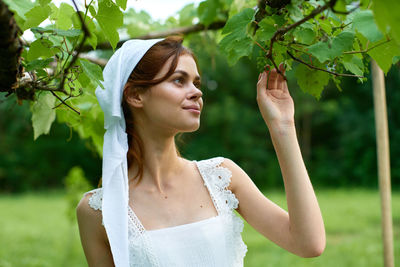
[0,189,399,267]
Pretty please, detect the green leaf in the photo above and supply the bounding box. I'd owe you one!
[55,29,82,37]
[342,54,364,77]
[78,59,104,89]
[23,4,51,31]
[319,19,332,35]
[27,39,55,61]
[219,8,255,65]
[229,0,257,17]
[373,0,400,44]
[95,0,123,50]
[2,0,34,20]
[89,5,96,17]
[25,58,54,71]
[295,63,330,100]
[220,35,253,65]
[255,17,276,42]
[125,9,153,37]
[30,92,56,140]
[294,27,316,45]
[352,10,383,43]
[287,3,303,22]
[72,11,97,49]
[308,31,354,62]
[30,27,82,37]
[198,0,220,26]
[39,0,51,6]
[368,40,400,74]
[222,8,254,34]
[85,18,97,50]
[55,3,75,30]
[116,0,127,10]
[178,3,196,26]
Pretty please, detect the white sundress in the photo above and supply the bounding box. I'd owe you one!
[85,156,248,266]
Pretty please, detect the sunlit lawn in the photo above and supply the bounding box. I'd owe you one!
[0,188,399,267]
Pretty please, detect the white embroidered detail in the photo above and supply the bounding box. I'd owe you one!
[196,157,239,213]
[86,188,103,211]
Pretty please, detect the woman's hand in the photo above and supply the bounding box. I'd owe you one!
[256,63,295,128]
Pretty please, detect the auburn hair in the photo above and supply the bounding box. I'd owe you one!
[120,35,198,186]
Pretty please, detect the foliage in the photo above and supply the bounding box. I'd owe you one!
[0,93,102,192]
[218,0,400,100]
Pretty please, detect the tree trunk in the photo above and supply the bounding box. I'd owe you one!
[0,0,23,98]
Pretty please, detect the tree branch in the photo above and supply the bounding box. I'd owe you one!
[266,0,338,77]
[287,51,364,78]
[50,90,80,115]
[80,21,226,52]
[343,39,392,54]
[57,0,90,92]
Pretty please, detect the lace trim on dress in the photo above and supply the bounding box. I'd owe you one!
[196,157,239,213]
[86,188,103,211]
[196,157,248,264]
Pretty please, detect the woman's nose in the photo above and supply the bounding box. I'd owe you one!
[189,85,202,99]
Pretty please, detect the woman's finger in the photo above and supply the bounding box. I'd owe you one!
[277,63,286,89]
[268,68,278,89]
[257,71,267,95]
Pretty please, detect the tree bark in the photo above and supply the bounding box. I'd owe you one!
[0,0,23,97]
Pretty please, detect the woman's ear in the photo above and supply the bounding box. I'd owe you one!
[124,88,145,108]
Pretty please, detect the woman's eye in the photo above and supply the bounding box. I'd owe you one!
[173,77,184,84]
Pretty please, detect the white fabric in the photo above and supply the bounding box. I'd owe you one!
[94,38,164,267]
[147,215,228,266]
[84,157,248,266]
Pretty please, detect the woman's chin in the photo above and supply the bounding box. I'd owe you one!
[180,123,200,132]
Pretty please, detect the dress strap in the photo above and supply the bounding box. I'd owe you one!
[195,157,239,215]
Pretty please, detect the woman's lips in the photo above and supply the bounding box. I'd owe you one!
[184,108,200,114]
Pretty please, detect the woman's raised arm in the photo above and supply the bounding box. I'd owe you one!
[222,64,325,257]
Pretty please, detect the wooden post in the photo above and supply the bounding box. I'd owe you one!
[371,60,394,267]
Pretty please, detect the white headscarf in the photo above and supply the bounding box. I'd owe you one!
[95,38,164,267]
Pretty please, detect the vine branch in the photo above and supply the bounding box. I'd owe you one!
[287,51,364,78]
[343,39,392,54]
[50,90,81,115]
[80,21,226,52]
[57,0,90,93]
[266,0,338,78]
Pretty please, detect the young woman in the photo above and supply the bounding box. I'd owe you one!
[76,36,325,267]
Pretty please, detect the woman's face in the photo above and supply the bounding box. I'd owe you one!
[138,54,203,134]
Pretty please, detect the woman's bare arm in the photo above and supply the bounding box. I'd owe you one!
[76,194,115,267]
[222,64,325,257]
